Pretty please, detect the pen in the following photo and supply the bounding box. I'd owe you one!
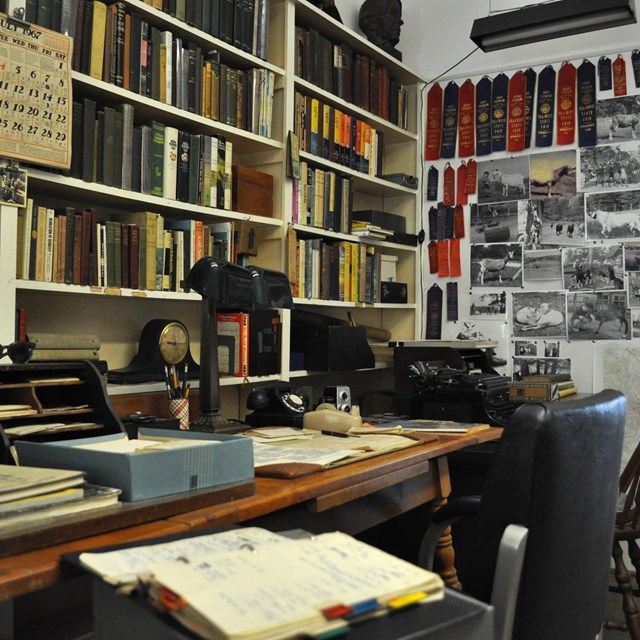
[164,365,173,400]
[182,362,188,396]
[321,430,350,438]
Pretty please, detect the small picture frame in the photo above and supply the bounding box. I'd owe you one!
[0,161,27,207]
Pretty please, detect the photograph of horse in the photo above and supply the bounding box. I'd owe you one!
[579,140,640,192]
[512,356,571,380]
[585,190,640,240]
[562,245,624,291]
[470,243,523,288]
[529,150,576,199]
[469,202,519,244]
[596,96,640,143]
[567,291,630,340]
[536,194,585,246]
[511,290,567,338]
[477,156,530,205]
[523,249,562,281]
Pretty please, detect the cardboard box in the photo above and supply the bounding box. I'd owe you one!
[15,429,254,502]
[232,165,273,217]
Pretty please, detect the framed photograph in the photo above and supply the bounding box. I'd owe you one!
[544,341,560,357]
[628,272,640,307]
[514,340,537,356]
[523,249,562,281]
[562,245,624,291]
[470,243,523,288]
[477,156,530,205]
[469,201,519,244]
[585,190,640,241]
[567,291,630,340]
[512,356,571,380]
[579,140,640,192]
[631,310,640,338]
[0,162,27,207]
[529,149,576,199]
[625,242,640,271]
[596,96,640,144]
[537,194,585,245]
[469,291,507,318]
[511,290,567,338]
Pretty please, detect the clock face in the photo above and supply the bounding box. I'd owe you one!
[158,322,189,365]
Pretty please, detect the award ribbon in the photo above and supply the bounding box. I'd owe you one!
[475,76,492,156]
[491,73,508,153]
[454,204,465,239]
[446,282,458,321]
[428,206,438,241]
[456,162,468,205]
[444,206,455,239]
[436,203,447,240]
[577,59,597,148]
[440,81,459,159]
[458,79,475,157]
[598,56,612,91]
[426,284,443,339]
[633,50,640,88]
[535,65,556,147]
[449,240,461,278]
[556,61,576,145]
[426,165,439,201]
[465,158,477,195]
[507,70,527,152]
[425,82,443,160]
[613,54,628,96]
[437,242,449,277]
[443,162,455,206]
[428,241,438,273]
[524,67,537,149]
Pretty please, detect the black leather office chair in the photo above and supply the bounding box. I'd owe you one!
[418,389,626,640]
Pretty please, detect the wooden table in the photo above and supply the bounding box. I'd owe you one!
[0,429,501,605]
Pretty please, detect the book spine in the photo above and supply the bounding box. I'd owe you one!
[89,1,107,80]
[163,126,179,200]
[151,121,165,198]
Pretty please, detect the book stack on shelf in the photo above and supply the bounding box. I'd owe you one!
[509,374,577,402]
[0,464,120,531]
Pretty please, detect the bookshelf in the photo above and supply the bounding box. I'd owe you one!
[0,0,425,419]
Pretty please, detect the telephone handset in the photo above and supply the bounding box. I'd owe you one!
[245,382,310,427]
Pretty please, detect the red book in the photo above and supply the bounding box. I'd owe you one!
[216,312,249,377]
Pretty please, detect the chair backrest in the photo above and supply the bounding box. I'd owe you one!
[459,389,626,640]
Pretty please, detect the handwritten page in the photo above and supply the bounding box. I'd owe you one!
[79,527,288,586]
[147,531,444,640]
[252,441,355,467]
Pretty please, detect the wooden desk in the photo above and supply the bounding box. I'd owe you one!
[0,429,501,603]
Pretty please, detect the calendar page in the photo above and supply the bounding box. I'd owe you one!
[0,14,72,169]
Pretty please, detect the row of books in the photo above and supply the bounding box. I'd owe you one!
[285,229,386,303]
[292,162,353,233]
[295,92,384,177]
[72,2,274,133]
[16,201,254,292]
[69,99,235,209]
[295,26,409,129]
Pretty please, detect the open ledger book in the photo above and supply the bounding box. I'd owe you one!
[79,528,443,640]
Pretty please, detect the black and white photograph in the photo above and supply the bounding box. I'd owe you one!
[544,341,560,357]
[579,140,640,192]
[511,290,567,338]
[597,95,640,144]
[567,291,630,340]
[562,245,624,291]
[512,357,571,380]
[537,194,585,246]
[469,291,507,318]
[625,242,640,270]
[631,310,640,338]
[0,163,27,207]
[477,156,530,204]
[529,150,576,199]
[469,201,519,244]
[585,190,640,240]
[516,200,543,250]
[470,243,523,288]
[515,340,538,356]
[628,272,640,307]
[523,249,563,281]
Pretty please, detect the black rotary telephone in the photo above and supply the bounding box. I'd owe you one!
[245,382,310,428]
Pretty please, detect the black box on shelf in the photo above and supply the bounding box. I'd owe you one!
[351,210,406,234]
[291,325,375,372]
[248,310,281,376]
[380,282,408,304]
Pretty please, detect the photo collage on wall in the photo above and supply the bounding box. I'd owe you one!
[425,54,640,379]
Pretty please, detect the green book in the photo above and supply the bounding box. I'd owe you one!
[151,121,165,198]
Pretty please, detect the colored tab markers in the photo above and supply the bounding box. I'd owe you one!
[388,591,429,609]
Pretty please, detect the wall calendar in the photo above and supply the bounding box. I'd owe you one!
[0,14,72,169]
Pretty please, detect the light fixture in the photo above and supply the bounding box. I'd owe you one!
[470,0,636,52]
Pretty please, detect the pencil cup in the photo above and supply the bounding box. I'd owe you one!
[169,398,189,430]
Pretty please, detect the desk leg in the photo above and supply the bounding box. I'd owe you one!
[431,457,462,591]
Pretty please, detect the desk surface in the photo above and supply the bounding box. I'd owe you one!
[0,429,501,600]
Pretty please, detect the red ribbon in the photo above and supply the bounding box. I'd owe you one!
[428,241,438,273]
[613,54,628,96]
[556,62,576,145]
[449,239,461,277]
[507,70,527,152]
[437,241,450,277]
[465,159,477,195]
[457,79,475,157]
[454,205,465,239]
[425,83,443,160]
[456,163,468,205]
[443,163,455,206]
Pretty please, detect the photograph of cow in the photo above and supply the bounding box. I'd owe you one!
[512,356,571,380]
[477,156,530,204]
[596,95,640,144]
[537,194,585,246]
[511,290,567,338]
[567,291,630,340]
[529,150,576,199]
[579,140,640,192]
[469,291,507,318]
[469,201,519,244]
[523,249,562,281]
[585,190,640,240]
[470,243,523,288]
[563,245,624,291]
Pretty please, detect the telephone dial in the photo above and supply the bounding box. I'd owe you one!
[245,382,310,428]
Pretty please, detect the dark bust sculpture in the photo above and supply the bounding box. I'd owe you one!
[310,0,342,22]
[358,0,403,60]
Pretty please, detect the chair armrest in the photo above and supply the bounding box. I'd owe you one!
[417,495,482,570]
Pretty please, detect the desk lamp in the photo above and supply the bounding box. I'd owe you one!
[184,257,254,434]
